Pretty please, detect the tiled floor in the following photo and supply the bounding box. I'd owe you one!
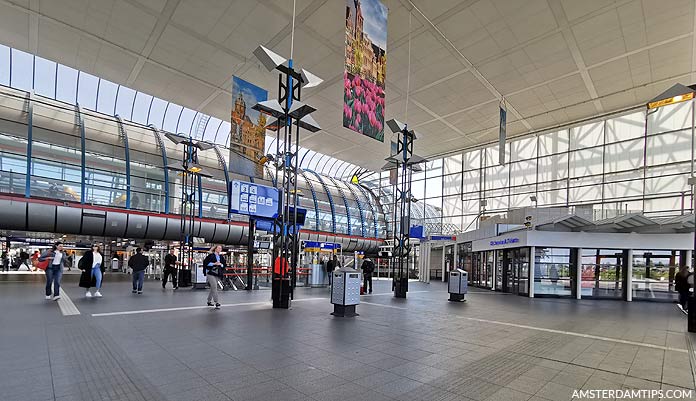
[1,275,694,401]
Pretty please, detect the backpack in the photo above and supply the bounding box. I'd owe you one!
[35,258,49,270]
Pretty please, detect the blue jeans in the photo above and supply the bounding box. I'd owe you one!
[132,270,144,291]
[91,264,102,289]
[45,265,63,296]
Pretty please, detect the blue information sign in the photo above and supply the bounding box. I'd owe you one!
[229,180,279,219]
[303,241,341,250]
[430,235,456,241]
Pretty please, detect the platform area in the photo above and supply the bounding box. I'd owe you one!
[1,275,694,401]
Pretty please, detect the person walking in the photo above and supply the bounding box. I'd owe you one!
[79,244,104,298]
[361,257,375,294]
[128,247,149,294]
[2,251,9,272]
[39,242,67,300]
[19,248,30,270]
[30,250,39,271]
[203,245,225,309]
[676,265,692,314]
[326,254,340,286]
[162,248,178,290]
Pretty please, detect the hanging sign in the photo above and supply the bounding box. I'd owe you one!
[499,103,506,166]
[343,0,388,142]
[229,180,279,219]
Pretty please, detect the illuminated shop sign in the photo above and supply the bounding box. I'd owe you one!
[489,238,519,246]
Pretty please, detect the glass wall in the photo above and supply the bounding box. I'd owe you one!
[580,249,624,299]
[365,101,695,233]
[0,85,386,238]
[0,44,387,238]
[632,250,679,301]
[534,247,572,297]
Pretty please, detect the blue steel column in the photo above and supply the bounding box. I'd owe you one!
[24,91,33,198]
[355,184,379,238]
[77,105,86,204]
[148,125,169,213]
[114,116,131,209]
[344,181,368,238]
[329,177,359,237]
[300,170,320,231]
[305,169,336,233]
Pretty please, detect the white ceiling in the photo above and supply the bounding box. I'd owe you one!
[0,0,695,171]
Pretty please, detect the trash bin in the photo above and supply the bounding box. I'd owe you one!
[272,278,291,308]
[111,258,119,272]
[331,268,360,317]
[178,268,192,287]
[448,269,467,302]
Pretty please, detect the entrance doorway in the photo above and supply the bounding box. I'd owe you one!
[502,248,529,295]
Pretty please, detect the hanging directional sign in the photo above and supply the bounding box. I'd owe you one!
[229,180,279,219]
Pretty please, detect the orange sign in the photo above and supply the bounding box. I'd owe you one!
[648,92,694,109]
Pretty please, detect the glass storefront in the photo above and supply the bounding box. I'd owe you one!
[470,247,529,296]
[467,243,686,302]
[581,249,624,299]
[533,247,572,297]
[632,250,679,301]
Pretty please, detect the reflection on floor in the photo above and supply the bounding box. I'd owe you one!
[0,276,693,401]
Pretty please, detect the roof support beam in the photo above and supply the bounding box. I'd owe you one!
[547,0,603,113]
[125,0,181,86]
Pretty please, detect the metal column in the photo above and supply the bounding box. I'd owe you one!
[626,249,633,302]
[441,246,446,282]
[575,248,582,300]
[529,246,535,298]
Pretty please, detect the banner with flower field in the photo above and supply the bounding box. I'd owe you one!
[343,0,387,142]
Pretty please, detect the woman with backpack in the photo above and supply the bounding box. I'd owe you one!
[203,245,226,309]
[39,242,68,300]
[79,244,104,298]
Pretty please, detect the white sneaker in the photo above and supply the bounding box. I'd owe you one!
[53,295,61,301]
[94,291,102,298]
[85,291,92,298]
[45,295,51,300]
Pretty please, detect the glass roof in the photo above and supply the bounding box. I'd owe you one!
[0,45,366,179]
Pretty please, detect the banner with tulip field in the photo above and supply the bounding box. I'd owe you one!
[343,0,387,142]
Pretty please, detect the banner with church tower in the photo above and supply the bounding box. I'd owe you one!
[343,0,387,142]
[230,76,268,178]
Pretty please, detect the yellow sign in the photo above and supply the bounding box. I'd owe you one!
[648,92,694,109]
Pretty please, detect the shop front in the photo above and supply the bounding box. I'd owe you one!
[467,229,693,302]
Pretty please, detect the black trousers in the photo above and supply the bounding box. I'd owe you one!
[679,291,689,310]
[363,275,372,293]
[162,267,178,288]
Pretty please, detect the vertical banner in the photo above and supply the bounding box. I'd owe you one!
[389,140,398,185]
[498,103,506,166]
[230,76,268,178]
[343,0,387,142]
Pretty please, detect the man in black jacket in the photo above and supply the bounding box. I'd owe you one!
[361,258,375,294]
[162,248,178,290]
[128,248,149,294]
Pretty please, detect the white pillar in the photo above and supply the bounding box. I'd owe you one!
[687,250,693,270]
[529,246,535,298]
[441,245,446,282]
[626,249,633,302]
[576,248,582,300]
[453,243,458,270]
[425,243,431,283]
